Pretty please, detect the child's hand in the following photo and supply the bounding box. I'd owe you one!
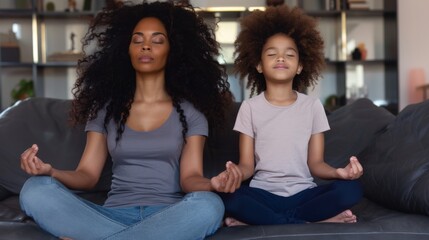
[211,161,243,193]
[336,156,363,180]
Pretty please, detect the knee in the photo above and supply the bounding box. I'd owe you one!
[335,180,363,206]
[20,176,57,213]
[187,192,224,221]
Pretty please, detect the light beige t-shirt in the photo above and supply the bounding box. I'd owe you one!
[234,92,330,197]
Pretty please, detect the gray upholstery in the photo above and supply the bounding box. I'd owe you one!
[1,97,429,240]
[359,100,429,215]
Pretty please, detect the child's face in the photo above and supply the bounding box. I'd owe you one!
[256,33,302,84]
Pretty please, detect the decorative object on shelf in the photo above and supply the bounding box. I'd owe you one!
[324,94,340,112]
[351,42,367,60]
[0,30,20,62]
[351,47,361,60]
[11,79,34,104]
[47,32,84,62]
[266,0,284,7]
[83,0,92,11]
[46,1,55,12]
[407,68,426,104]
[15,0,30,9]
[65,0,78,12]
[357,42,367,60]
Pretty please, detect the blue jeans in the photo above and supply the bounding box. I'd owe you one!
[219,180,362,225]
[20,176,224,240]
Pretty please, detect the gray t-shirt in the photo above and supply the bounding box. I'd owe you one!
[234,92,330,197]
[85,101,208,207]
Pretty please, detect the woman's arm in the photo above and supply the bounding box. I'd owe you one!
[20,131,108,190]
[179,135,213,192]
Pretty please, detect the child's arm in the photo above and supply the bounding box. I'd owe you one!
[307,133,363,180]
[210,133,255,193]
[235,133,255,181]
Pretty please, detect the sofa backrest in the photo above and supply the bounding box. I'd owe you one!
[0,98,111,199]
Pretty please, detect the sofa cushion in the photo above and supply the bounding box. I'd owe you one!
[0,98,112,197]
[316,98,395,184]
[360,100,429,215]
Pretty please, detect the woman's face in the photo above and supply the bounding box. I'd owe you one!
[256,33,302,83]
[129,17,170,75]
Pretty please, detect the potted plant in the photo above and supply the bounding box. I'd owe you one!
[11,79,34,104]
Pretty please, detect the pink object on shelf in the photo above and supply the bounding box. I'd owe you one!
[407,68,426,104]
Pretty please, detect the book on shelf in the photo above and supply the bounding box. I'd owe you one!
[347,0,370,10]
[325,0,336,10]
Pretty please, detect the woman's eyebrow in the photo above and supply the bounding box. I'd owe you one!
[132,32,167,37]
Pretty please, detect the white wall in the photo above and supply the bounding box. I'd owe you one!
[398,0,429,110]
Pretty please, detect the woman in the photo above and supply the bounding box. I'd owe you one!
[19,1,233,239]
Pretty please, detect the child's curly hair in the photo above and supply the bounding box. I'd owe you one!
[234,5,325,96]
[70,1,232,141]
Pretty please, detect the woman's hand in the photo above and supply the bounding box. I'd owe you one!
[336,156,363,180]
[211,161,243,193]
[20,144,52,176]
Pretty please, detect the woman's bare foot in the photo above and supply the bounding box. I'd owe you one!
[318,210,357,223]
[225,217,248,226]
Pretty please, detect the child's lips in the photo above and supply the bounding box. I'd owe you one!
[274,64,288,69]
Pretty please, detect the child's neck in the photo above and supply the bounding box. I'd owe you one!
[264,87,297,106]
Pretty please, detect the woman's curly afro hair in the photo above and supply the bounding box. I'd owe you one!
[234,4,325,96]
[70,1,232,141]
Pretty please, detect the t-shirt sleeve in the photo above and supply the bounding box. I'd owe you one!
[233,100,254,138]
[184,102,208,138]
[312,99,330,134]
[85,108,107,134]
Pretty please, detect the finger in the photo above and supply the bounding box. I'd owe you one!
[226,164,241,192]
[348,157,359,177]
[22,146,40,175]
[352,157,364,175]
[20,148,34,173]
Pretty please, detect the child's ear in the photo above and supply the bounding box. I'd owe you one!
[256,63,263,73]
[297,64,303,75]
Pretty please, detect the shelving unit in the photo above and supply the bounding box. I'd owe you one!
[0,0,104,110]
[0,0,398,113]
[298,0,398,113]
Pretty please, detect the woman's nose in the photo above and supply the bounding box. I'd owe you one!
[141,45,151,51]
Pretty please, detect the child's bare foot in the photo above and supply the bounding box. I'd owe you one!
[225,217,248,226]
[318,210,357,223]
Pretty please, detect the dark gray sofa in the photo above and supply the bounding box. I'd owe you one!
[1,97,429,240]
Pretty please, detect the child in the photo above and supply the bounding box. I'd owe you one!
[219,4,363,226]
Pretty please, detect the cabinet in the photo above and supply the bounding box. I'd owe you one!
[0,0,105,110]
[0,0,398,114]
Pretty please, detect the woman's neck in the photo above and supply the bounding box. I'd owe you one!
[134,74,170,103]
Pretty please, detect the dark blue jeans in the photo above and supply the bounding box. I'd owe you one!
[219,180,362,225]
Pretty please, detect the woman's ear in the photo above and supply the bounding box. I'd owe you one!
[256,63,263,73]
